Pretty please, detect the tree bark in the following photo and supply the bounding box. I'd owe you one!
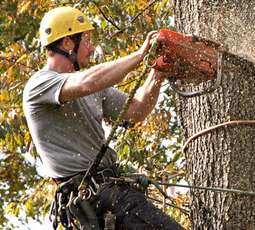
[174,0,255,229]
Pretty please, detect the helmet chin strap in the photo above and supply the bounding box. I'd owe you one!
[51,34,82,71]
[69,50,80,71]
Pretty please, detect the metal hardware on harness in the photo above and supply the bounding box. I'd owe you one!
[82,177,100,200]
[83,187,92,200]
[49,173,103,230]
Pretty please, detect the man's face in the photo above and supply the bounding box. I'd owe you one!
[77,31,95,68]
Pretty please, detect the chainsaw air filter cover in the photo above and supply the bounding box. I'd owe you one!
[154,29,220,81]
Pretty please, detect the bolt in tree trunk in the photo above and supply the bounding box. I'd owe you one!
[174,0,255,229]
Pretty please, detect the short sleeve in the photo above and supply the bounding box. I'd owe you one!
[102,87,128,121]
[23,70,68,105]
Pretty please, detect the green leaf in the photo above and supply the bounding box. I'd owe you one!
[5,202,19,217]
[101,19,107,29]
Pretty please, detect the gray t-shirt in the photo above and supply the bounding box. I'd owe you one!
[23,67,127,178]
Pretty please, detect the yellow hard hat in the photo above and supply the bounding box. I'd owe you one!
[40,6,94,47]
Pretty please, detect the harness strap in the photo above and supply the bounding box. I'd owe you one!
[70,33,82,71]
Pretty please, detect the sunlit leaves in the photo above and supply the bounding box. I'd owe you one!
[17,0,32,15]
[6,202,20,217]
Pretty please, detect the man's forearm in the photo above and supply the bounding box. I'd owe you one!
[71,51,143,94]
[125,69,163,122]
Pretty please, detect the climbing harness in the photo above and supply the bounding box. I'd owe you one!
[50,168,118,230]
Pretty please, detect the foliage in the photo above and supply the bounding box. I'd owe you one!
[0,0,188,228]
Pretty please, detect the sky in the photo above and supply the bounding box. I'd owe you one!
[8,215,52,230]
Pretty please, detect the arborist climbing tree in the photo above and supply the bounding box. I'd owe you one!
[22,6,184,230]
[2,0,254,229]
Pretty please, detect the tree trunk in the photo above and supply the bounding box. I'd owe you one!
[174,1,255,229]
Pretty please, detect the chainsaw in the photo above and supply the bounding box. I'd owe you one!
[144,29,225,97]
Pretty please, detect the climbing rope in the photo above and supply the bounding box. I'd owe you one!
[182,120,255,152]
[168,120,255,201]
[106,175,190,215]
[159,182,255,197]
[143,40,159,68]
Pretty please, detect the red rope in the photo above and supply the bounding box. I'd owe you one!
[182,120,255,152]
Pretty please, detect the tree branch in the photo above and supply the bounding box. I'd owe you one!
[111,0,160,37]
[130,0,159,24]
[92,2,121,31]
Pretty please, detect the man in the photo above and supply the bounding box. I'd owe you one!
[23,6,183,230]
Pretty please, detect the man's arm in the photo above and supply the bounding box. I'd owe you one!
[60,31,157,103]
[60,52,143,102]
[124,69,166,123]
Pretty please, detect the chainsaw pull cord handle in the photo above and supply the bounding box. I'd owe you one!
[169,51,223,97]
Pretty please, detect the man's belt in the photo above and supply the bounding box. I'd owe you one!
[54,167,118,198]
[55,164,119,183]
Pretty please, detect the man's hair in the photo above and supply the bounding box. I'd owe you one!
[45,38,64,51]
[45,32,83,51]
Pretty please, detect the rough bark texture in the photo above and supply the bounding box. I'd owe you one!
[174,0,255,229]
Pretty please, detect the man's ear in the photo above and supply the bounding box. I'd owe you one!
[60,37,74,52]
[47,50,55,57]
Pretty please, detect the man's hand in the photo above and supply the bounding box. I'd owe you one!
[153,69,170,82]
[138,31,158,58]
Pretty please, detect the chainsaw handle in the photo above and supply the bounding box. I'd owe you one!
[144,53,157,68]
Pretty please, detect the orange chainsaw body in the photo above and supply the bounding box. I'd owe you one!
[154,29,219,80]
